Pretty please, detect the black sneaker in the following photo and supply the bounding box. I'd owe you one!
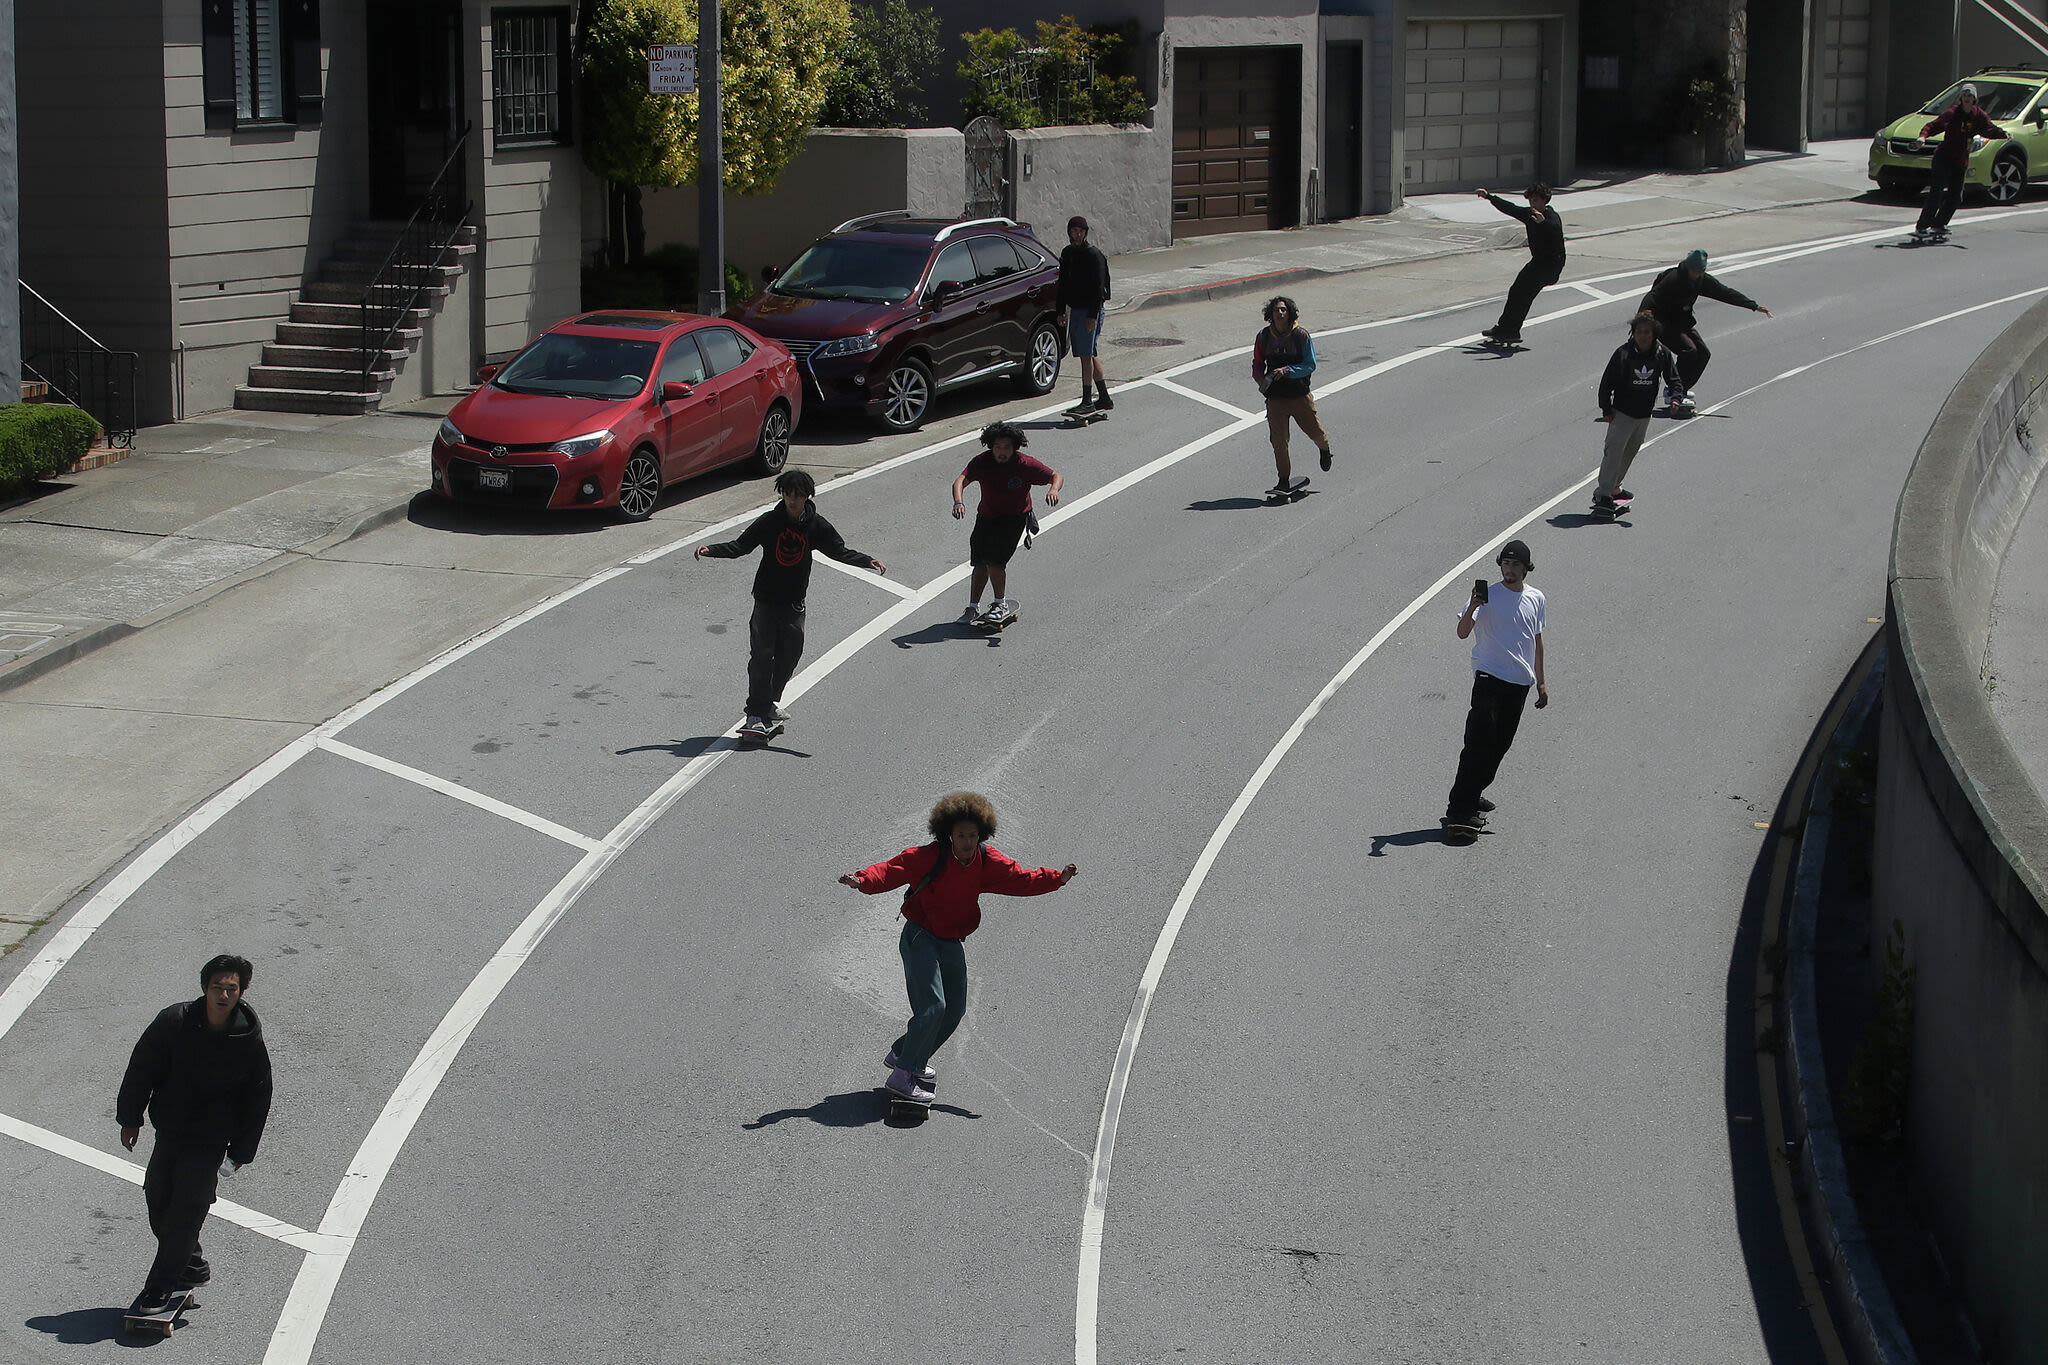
[1476,798,1496,813]
[1613,489,1633,501]
[1068,397,1096,416]
[177,1256,211,1289]
[1096,391,1114,410]
[129,1288,175,1317]
[1443,809,1487,829]
[1319,448,1333,472]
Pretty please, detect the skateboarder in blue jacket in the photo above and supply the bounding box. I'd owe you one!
[117,954,272,1319]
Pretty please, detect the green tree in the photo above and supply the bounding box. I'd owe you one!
[959,14,1149,130]
[580,0,852,260]
[819,0,943,128]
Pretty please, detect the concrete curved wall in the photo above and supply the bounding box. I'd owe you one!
[1878,295,2048,1365]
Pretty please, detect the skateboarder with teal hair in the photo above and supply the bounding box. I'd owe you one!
[1637,248,1772,411]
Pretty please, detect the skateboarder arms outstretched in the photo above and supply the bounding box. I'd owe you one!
[1444,540,1548,836]
[1916,84,2009,241]
[1593,312,1687,515]
[1057,215,1112,414]
[116,954,272,1320]
[840,792,1077,1102]
[696,468,886,743]
[951,421,1062,629]
[1638,249,1771,409]
[1477,182,1565,344]
[1251,295,1334,489]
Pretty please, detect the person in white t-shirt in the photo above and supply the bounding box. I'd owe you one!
[1445,539,1548,831]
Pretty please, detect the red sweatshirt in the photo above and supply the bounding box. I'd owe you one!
[854,843,1067,938]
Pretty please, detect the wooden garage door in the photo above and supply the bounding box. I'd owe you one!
[1403,20,1543,195]
[1173,47,1297,236]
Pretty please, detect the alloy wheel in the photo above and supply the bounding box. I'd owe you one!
[882,361,931,431]
[1028,325,1061,391]
[617,450,661,521]
[1988,154,2027,205]
[755,405,791,474]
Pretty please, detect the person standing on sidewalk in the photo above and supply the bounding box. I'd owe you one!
[1638,248,1771,411]
[1057,216,1113,415]
[951,421,1063,628]
[840,791,1078,1103]
[116,954,272,1318]
[1592,312,1687,514]
[1444,540,1548,835]
[1251,296,1335,491]
[696,468,886,743]
[1914,84,2010,241]
[1476,182,1565,344]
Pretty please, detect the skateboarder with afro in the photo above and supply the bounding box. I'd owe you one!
[117,953,272,1319]
[1251,295,1335,491]
[840,791,1077,1103]
[1593,311,1687,515]
[951,421,1063,629]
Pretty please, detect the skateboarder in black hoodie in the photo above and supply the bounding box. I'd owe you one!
[696,468,886,742]
[117,954,272,1318]
[1477,182,1565,344]
[1637,248,1771,408]
[1592,312,1687,513]
[1057,216,1113,414]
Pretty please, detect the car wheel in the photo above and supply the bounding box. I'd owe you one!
[1987,150,2028,205]
[1014,321,1063,395]
[616,448,662,522]
[877,358,932,432]
[752,402,792,475]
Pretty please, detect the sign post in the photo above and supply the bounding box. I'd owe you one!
[696,0,724,317]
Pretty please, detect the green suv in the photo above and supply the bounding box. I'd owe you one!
[1869,67,2048,204]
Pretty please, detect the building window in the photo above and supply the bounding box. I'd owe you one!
[202,0,323,129]
[494,9,573,146]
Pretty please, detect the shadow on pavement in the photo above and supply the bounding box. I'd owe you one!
[24,1307,141,1345]
[406,462,770,536]
[616,736,729,761]
[892,619,999,649]
[1187,497,1268,511]
[1367,827,1453,856]
[742,1089,979,1130]
[1547,511,1634,530]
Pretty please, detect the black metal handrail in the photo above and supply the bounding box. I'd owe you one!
[19,281,140,445]
[360,126,474,382]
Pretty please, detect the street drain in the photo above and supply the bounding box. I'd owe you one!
[1111,336,1185,347]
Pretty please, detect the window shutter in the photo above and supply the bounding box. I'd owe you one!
[201,0,236,129]
[284,0,323,125]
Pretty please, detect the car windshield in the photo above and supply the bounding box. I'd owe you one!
[771,240,931,303]
[1918,80,2038,120]
[494,334,657,399]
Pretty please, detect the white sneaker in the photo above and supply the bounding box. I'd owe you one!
[884,1049,936,1083]
[768,705,790,724]
[884,1068,935,1102]
[739,715,770,739]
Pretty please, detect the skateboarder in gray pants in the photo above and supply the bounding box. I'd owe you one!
[117,954,272,1317]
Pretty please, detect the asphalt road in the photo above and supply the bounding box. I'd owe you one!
[4,205,2045,1362]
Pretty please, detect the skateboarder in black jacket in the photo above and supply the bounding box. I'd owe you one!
[697,468,885,741]
[1478,183,1565,343]
[117,954,272,1317]
[1638,249,1771,404]
[1057,216,1113,413]
[1593,313,1687,513]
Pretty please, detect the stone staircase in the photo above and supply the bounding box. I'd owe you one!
[235,221,478,415]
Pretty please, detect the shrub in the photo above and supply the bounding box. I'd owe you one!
[960,15,1150,129]
[582,241,754,313]
[0,403,102,493]
[820,0,944,128]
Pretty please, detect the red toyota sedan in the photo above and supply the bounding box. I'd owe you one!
[431,312,801,521]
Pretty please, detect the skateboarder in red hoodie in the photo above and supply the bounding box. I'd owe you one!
[840,791,1077,1102]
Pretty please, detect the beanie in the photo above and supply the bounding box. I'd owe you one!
[1682,248,1709,271]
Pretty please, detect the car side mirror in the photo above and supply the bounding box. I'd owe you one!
[930,280,962,305]
[476,363,499,381]
[661,381,694,402]
[761,265,780,283]
[2033,108,2046,127]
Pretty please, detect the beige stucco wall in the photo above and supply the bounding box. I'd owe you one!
[642,128,968,283]
[1009,124,1170,252]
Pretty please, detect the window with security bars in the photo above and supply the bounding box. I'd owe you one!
[494,9,573,145]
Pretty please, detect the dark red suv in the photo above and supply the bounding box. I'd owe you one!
[732,214,1065,432]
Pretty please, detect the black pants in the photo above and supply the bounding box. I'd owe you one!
[1653,320,1711,392]
[1447,671,1532,818]
[1916,159,1965,233]
[1495,260,1561,337]
[142,1140,221,1295]
[746,599,806,718]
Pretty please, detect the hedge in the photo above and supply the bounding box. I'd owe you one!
[0,403,102,493]
[582,243,754,315]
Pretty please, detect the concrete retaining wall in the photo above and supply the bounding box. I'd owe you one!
[1877,295,2048,1365]
[642,128,966,285]
[1009,124,1171,254]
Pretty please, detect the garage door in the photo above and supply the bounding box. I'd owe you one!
[1173,47,1299,236]
[1403,20,1542,195]
[1810,0,1873,138]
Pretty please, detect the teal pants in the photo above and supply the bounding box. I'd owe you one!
[891,922,967,1074]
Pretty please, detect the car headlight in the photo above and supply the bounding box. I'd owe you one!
[553,430,613,458]
[812,331,881,359]
[437,418,464,447]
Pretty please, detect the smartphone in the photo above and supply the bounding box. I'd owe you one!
[1473,578,1489,605]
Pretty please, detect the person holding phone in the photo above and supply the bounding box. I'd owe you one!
[1444,539,1547,835]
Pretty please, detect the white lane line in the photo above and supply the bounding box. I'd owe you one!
[0,1111,341,1255]
[1070,279,2048,1364]
[1568,281,1614,301]
[1150,378,1258,419]
[812,553,920,599]
[259,406,1265,1365]
[315,738,605,853]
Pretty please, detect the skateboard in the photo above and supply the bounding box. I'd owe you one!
[1664,396,1696,419]
[1589,495,1634,522]
[1477,335,1527,352]
[1061,408,1108,429]
[1265,475,1311,505]
[886,1077,935,1124]
[124,1288,197,1338]
[976,601,1018,634]
[737,718,785,747]
[1440,820,1484,846]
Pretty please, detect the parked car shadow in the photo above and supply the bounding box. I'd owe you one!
[742,1088,979,1130]
[407,463,769,536]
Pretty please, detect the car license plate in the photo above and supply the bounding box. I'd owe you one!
[477,467,510,490]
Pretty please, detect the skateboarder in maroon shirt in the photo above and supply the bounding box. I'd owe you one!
[839,791,1077,1102]
[951,422,1063,628]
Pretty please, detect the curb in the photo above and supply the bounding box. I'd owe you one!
[1781,641,1920,1365]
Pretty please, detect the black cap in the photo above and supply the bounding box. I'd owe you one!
[1068,215,1089,232]
[1497,539,1533,569]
